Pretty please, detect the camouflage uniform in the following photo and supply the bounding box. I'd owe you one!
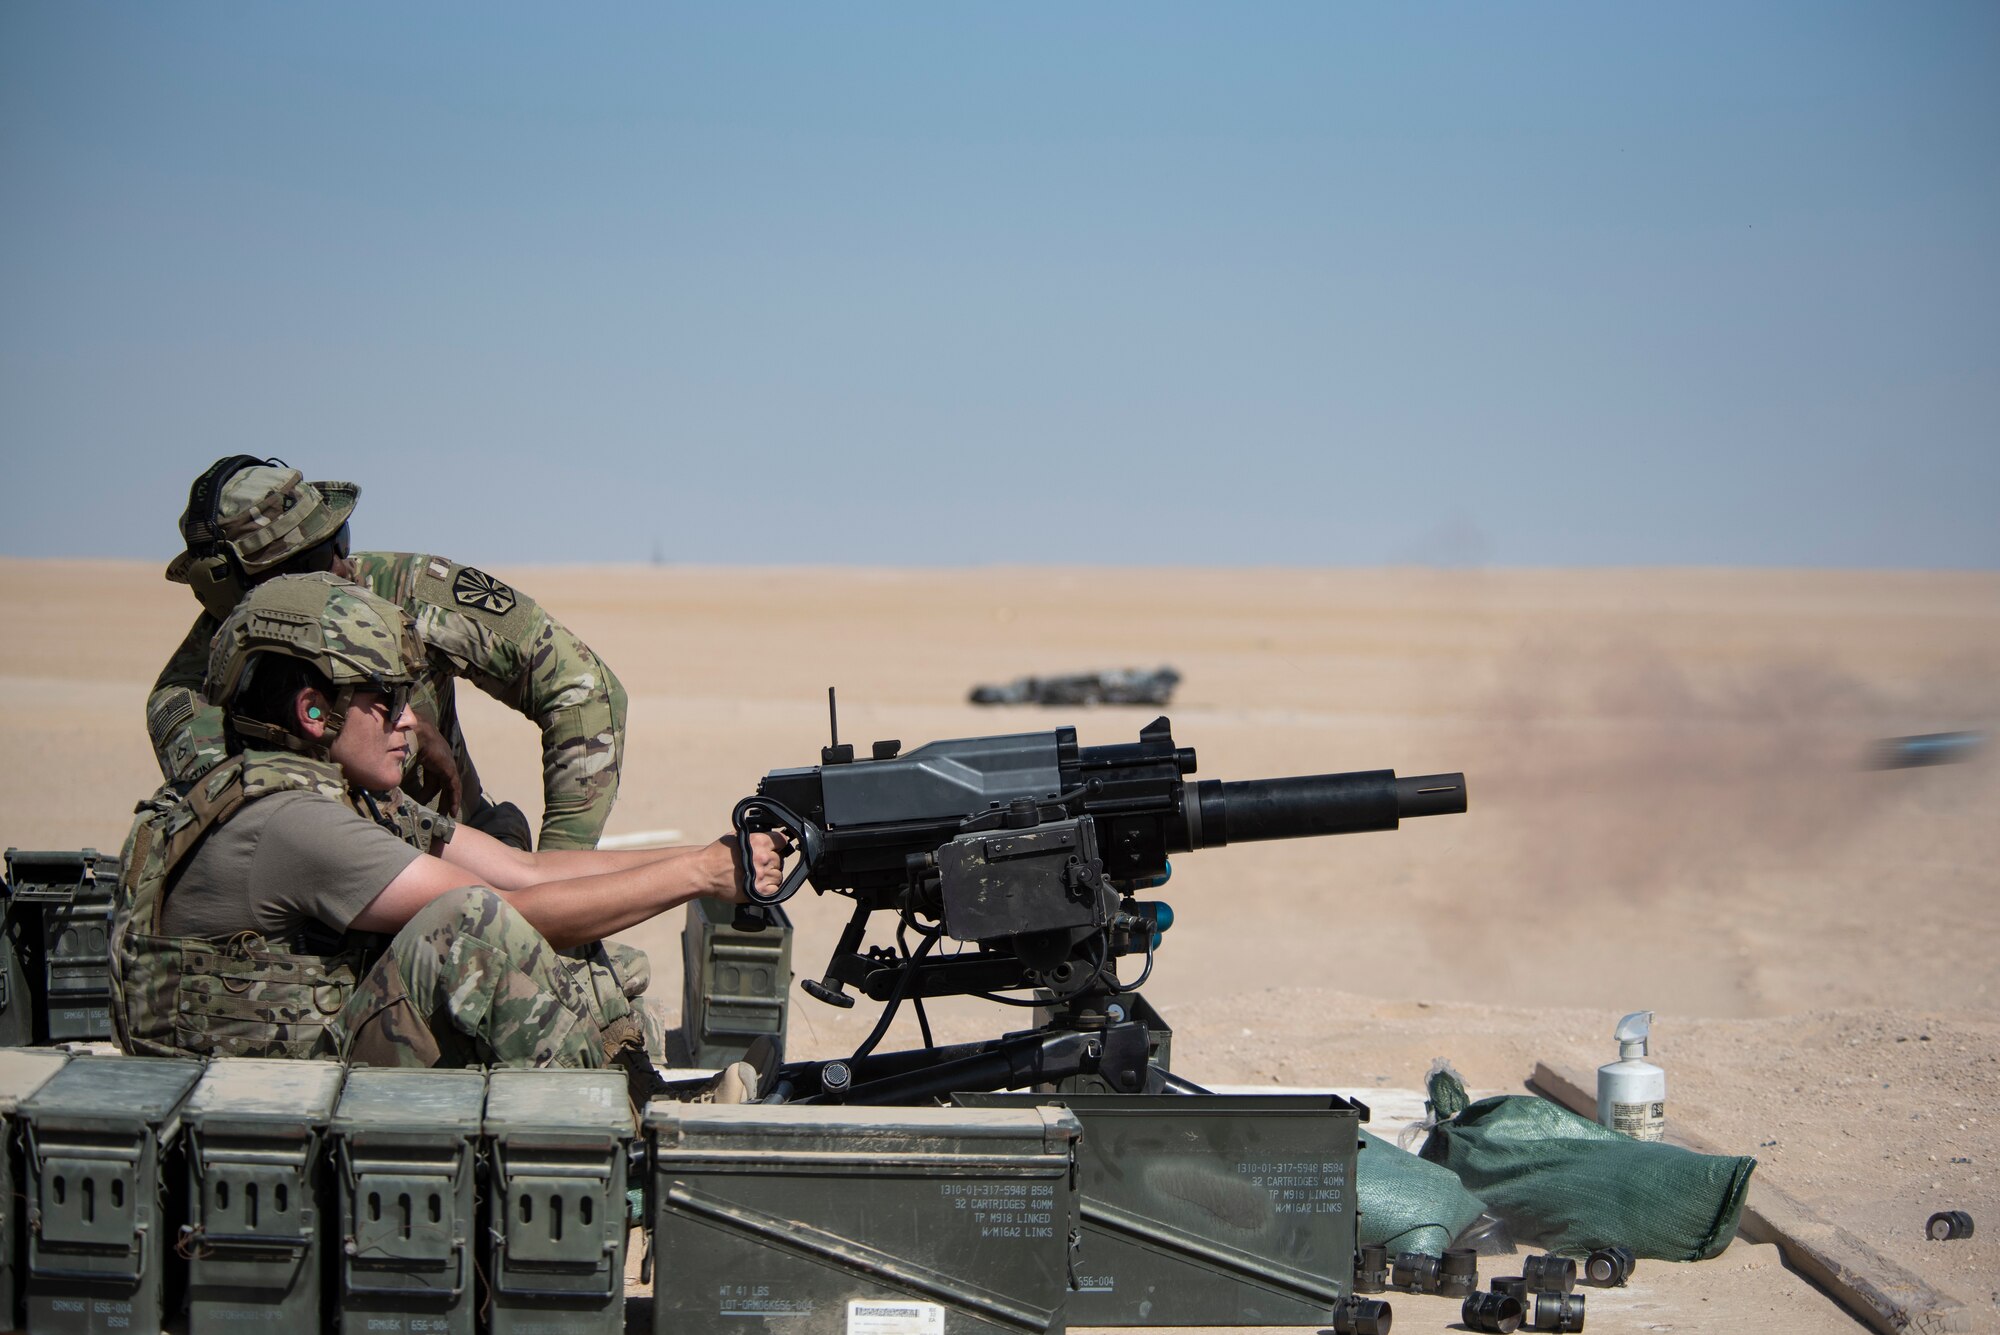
[149,550,627,851]
[111,751,627,1068]
[345,886,628,1069]
[353,551,627,851]
[115,573,645,1070]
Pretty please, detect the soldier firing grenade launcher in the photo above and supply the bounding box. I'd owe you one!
[729,696,1467,1013]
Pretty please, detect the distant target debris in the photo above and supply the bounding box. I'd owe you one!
[970,666,1181,707]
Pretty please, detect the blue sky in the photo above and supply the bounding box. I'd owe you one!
[2,4,1995,567]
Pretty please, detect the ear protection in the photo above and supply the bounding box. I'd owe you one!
[179,455,279,619]
[307,706,324,720]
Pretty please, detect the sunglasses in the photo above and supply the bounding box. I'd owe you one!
[358,676,415,718]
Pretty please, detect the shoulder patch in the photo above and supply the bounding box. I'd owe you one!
[452,566,517,616]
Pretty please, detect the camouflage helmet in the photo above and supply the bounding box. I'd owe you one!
[166,456,360,618]
[205,572,425,751]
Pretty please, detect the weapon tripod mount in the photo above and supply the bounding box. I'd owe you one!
[764,985,1208,1106]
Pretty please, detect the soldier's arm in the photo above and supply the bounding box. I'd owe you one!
[402,558,627,850]
[448,828,712,881]
[145,613,228,783]
[348,827,776,951]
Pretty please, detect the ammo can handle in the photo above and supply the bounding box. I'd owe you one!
[342,1249,465,1300]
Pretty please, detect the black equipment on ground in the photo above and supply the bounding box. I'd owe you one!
[1355,1243,1390,1293]
[1583,1245,1637,1285]
[1464,1289,1527,1333]
[1438,1246,1480,1297]
[1926,1210,1974,1241]
[1521,1252,1577,1294]
[1329,1294,1394,1335]
[1531,1291,1587,1332]
[1390,1251,1442,1294]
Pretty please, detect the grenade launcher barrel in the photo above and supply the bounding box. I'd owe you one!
[1191,770,1468,845]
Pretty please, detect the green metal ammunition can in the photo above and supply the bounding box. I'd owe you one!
[957,1093,1363,1326]
[18,1054,204,1334]
[1,849,118,1045]
[182,1058,346,1331]
[648,1102,1082,1335]
[330,1067,485,1335]
[680,896,792,1067]
[0,920,30,1050]
[483,1068,634,1335]
[0,1047,69,1329]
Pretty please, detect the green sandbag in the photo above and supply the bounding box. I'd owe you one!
[1419,1068,1755,1261]
[1356,1127,1488,1255]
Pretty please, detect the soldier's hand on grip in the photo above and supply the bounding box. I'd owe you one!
[709,832,787,905]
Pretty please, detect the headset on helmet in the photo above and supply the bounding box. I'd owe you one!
[177,455,277,620]
[168,456,361,620]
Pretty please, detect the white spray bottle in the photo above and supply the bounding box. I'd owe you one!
[1597,1010,1666,1142]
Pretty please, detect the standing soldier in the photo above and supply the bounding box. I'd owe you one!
[147,455,626,851]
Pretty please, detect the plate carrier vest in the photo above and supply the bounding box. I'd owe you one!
[110,751,448,1060]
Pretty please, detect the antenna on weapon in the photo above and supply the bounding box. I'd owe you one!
[822,687,853,765]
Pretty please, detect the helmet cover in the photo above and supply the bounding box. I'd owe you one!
[166,461,360,584]
[205,572,425,714]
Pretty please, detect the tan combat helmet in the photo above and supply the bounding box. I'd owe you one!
[205,572,426,753]
[165,455,360,619]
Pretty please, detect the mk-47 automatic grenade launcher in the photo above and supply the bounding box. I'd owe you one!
[729,706,1465,1101]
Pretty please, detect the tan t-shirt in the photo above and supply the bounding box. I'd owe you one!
[162,791,431,941]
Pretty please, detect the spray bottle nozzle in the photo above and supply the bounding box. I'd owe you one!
[1614,1010,1653,1059]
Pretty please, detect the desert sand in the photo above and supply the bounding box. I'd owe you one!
[3,559,1996,1332]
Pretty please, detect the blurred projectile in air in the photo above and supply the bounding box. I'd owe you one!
[1865,731,1986,770]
